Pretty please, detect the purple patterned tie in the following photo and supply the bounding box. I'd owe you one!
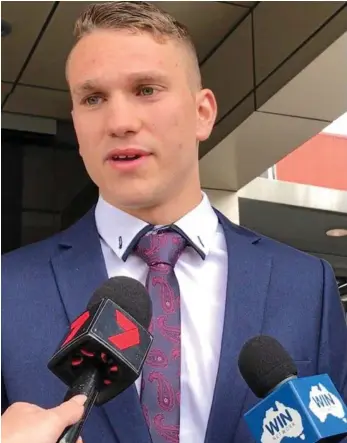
[133,228,187,443]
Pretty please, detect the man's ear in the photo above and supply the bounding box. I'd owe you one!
[196,89,218,142]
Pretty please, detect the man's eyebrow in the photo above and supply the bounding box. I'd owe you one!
[127,71,169,84]
[72,71,170,96]
[72,80,98,96]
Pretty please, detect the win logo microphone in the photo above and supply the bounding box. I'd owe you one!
[238,335,347,443]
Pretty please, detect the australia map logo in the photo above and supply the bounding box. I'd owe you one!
[308,383,347,423]
[261,401,305,443]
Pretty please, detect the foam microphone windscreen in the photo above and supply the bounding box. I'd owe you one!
[87,276,152,329]
[238,335,298,399]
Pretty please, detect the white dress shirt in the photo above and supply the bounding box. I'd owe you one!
[95,193,228,443]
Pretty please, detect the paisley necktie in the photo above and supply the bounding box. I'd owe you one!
[133,228,187,443]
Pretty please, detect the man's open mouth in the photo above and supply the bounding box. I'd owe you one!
[110,154,142,162]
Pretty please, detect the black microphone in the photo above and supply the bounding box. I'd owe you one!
[47,276,153,443]
[238,335,347,442]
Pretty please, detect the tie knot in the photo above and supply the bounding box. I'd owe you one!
[134,229,187,268]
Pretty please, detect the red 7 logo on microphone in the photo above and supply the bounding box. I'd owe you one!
[108,310,140,350]
[62,311,90,347]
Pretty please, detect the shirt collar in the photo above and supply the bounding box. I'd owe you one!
[95,192,218,261]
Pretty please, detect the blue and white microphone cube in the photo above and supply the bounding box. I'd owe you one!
[244,374,347,442]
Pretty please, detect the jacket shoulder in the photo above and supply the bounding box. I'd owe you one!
[2,232,60,273]
[217,209,326,272]
[3,207,96,266]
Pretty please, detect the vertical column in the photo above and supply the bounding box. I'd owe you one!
[203,189,240,225]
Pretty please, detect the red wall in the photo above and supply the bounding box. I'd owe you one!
[276,133,347,191]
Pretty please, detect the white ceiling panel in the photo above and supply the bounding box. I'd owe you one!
[256,6,347,110]
[200,92,255,158]
[259,32,347,122]
[157,1,248,61]
[253,1,345,85]
[19,1,247,90]
[200,110,327,190]
[2,82,12,102]
[1,1,54,82]
[3,85,71,120]
[234,112,327,189]
[201,15,253,120]
[19,1,94,90]
[238,182,347,258]
[222,2,256,7]
[199,94,255,190]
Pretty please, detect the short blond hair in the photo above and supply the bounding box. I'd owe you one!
[72,1,201,88]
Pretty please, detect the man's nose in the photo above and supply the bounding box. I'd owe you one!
[105,95,142,138]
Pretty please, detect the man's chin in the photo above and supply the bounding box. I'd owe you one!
[104,193,157,211]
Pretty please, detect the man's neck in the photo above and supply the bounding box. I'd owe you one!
[102,188,203,226]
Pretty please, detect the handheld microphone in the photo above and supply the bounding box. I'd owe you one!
[238,335,347,443]
[47,276,153,443]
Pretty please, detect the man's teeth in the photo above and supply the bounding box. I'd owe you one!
[112,155,138,160]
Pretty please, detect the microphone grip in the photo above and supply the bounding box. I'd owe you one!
[57,367,100,443]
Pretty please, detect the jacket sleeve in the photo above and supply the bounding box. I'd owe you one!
[2,375,9,414]
[317,259,347,402]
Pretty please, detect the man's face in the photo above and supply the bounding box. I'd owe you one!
[68,29,216,212]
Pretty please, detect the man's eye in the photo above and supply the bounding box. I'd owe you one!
[138,86,155,96]
[84,95,103,105]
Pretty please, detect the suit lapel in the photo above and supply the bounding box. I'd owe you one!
[205,211,273,443]
[50,209,151,443]
[51,209,108,325]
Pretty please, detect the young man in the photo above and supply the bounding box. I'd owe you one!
[2,2,346,443]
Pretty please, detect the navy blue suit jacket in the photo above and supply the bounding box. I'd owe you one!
[2,208,347,443]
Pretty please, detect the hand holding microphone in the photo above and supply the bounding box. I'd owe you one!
[239,335,347,442]
[1,395,86,443]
